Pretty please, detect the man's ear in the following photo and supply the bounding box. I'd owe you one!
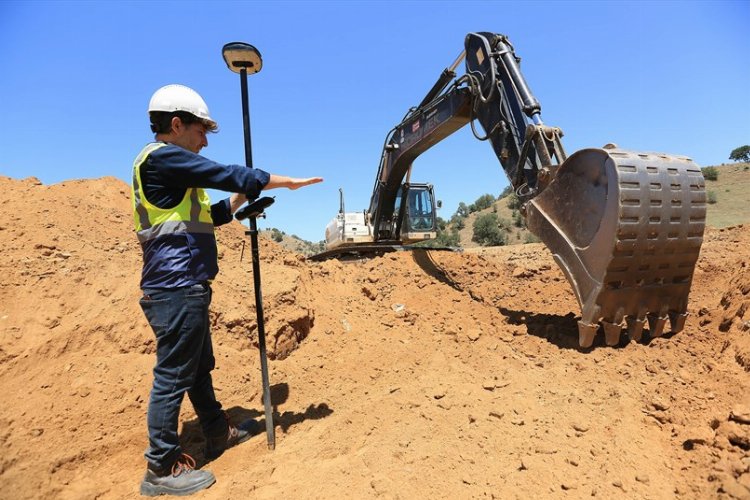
[170,116,183,133]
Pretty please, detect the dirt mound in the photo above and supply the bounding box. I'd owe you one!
[0,176,748,499]
[717,245,750,374]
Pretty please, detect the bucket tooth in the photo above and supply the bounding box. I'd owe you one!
[602,320,623,346]
[647,313,668,337]
[669,311,688,333]
[626,317,645,342]
[612,307,625,325]
[578,321,598,348]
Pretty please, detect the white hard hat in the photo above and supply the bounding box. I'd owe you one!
[148,84,217,130]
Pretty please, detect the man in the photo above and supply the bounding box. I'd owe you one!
[133,84,322,496]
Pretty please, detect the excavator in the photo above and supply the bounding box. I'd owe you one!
[314,32,706,348]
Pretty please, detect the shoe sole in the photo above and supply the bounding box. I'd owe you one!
[140,475,216,497]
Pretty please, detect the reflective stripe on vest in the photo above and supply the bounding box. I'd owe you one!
[131,143,214,244]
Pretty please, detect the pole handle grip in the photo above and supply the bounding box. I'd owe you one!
[235,196,275,221]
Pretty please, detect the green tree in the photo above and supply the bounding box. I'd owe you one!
[472,193,496,212]
[729,145,750,162]
[455,202,470,218]
[472,213,507,246]
[450,214,466,230]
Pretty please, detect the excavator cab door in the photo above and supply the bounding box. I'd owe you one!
[396,183,438,243]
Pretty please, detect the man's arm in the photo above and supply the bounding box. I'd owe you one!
[228,175,323,214]
[229,193,247,214]
[149,145,270,198]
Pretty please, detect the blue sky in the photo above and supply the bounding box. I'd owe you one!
[1,0,748,242]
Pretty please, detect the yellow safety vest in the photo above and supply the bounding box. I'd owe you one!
[131,142,214,244]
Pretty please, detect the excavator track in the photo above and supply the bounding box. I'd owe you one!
[525,147,706,348]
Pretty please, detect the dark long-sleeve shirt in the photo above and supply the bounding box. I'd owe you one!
[136,142,270,288]
[142,143,270,222]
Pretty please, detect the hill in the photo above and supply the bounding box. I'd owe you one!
[0,175,748,499]
[705,162,750,228]
[446,162,750,250]
[454,192,534,249]
[259,228,324,257]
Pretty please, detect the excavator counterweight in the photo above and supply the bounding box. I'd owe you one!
[315,32,706,348]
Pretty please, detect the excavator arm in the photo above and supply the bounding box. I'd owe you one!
[334,32,706,348]
[369,33,562,240]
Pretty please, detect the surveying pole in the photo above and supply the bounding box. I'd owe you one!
[222,42,275,450]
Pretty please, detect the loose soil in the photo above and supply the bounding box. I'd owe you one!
[1,175,748,499]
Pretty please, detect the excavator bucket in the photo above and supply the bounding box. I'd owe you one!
[525,147,706,348]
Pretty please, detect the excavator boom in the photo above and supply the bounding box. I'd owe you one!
[319,32,706,348]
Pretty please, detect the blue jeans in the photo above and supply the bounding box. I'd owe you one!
[139,283,226,470]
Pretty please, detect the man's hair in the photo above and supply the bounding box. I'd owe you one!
[149,111,217,134]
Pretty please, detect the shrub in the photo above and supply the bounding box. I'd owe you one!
[472,213,507,246]
[707,191,718,204]
[414,228,460,248]
[436,229,460,247]
[524,233,540,244]
[496,216,513,232]
[506,193,521,210]
[472,193,496,212]
[702,166,719,181]
[451,216,465,231]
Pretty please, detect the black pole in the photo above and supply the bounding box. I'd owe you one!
[237,66,274,450]
[240,68,254,169]
[247,217,275,450]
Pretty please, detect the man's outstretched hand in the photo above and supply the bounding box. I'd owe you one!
[266,175,324,190]
[287,177,324,190]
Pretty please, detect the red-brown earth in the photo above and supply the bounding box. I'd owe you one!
[0,175,748,499]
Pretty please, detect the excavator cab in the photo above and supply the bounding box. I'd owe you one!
[394,183,438,243]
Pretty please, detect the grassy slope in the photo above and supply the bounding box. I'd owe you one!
[455,196,531,248]
[704,162,750,228]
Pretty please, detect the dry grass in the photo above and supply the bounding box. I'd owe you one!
[704,162,750,228]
